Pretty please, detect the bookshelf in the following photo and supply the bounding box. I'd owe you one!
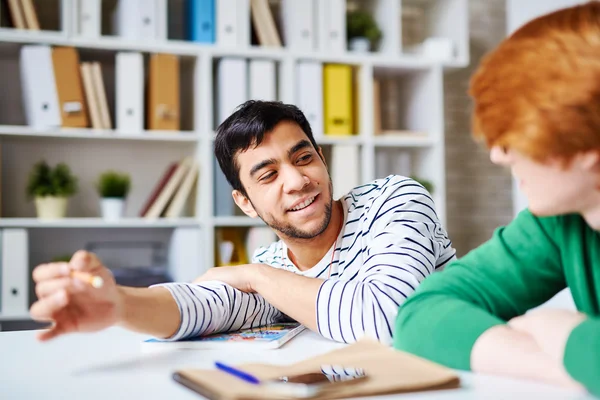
[0,0,468,324]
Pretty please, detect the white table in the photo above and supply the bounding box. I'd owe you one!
[0,327,593,399]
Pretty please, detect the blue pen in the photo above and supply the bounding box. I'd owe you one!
[215,361,261,385]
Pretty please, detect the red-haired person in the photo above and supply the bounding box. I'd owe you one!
[394,2,600,395]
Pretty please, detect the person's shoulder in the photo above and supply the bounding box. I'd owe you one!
[519,209,590,240]
[343,175,430,205]
[251,240,282,264]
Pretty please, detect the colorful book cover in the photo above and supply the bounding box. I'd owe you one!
[142,323,306,351]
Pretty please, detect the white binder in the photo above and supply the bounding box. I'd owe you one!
[249,59,276,101]
[116,52,144,132]
[156,0,168,40]
[217,58,248,124]
[168,227,203,282]
[237,0,251,48]
[331,144,360,200]
[281,0,316,51]
[75,0,101,38]
[296,61,324,138]
[113,0,163,40]
[1,229,29,316]
[318,0,346,52]
[216,0,240,47]
[20,45,61,129]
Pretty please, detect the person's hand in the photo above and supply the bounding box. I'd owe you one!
[30,250,122,341]
[193,264,263,293]
[508,309,586,362]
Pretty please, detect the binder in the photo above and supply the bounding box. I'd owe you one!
[331,144,360,199]
[216,0,239,47]
[144,157,192,219]
[148,53,180,131]
[51,47,89,128]
[7,0,26,29]
[1,229,29,316]
[113,0,162,40]
[216,58,248,125]
[318,0,346,52]
[164,159,198,218]
[168,227,203,282]
[91,62,112,129]
[75,0,101,38]
[80,62,103,129]
[187,0,215,43]
[156,0,168,40]
[281,0,316,51]
[237,0,251,48]
[323,64,354,135]
[249,59,276,101]
[213,157,235,217]
[116,52,144,132]
[250,0,281,47]
[20,45,62,129]
[20,0,40,30]
[296,61,324,138]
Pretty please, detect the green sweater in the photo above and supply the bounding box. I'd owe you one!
[394,210,600,395]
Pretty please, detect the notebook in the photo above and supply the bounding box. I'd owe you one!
[172,339,460,399]
[142,323,306,352]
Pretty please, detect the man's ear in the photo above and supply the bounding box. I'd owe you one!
[318,146,327,168]
[232,190,258,218]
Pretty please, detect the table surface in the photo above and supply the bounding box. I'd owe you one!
[0,327,594,400]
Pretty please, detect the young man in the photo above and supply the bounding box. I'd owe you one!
[30,101,455,345]
[394,2,600,395]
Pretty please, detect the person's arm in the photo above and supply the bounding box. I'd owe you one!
[564,318,600,394]
[394,211,575,385]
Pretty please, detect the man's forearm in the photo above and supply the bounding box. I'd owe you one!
[252,265,322,331]
[471,325,583,390]
[116,286,180,339]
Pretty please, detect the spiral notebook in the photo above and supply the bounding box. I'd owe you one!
[142,322,306,352]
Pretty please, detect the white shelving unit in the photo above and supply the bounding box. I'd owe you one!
[0,0,468,323]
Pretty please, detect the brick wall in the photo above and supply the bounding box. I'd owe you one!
[444,0,514,256]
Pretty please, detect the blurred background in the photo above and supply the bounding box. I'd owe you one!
[0,0,584,330]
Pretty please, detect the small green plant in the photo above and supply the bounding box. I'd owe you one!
[97,170,131,198]
[26,160,78,199]
[346,10,382,46]
[411,176,434,194]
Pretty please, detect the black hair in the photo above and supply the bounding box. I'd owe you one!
[214,100,319,197]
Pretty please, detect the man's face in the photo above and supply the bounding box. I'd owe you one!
[233,121,334,240]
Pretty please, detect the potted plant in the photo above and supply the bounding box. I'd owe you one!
[346,10,382,52]
[26,161,78,219]
[96,170,131,220]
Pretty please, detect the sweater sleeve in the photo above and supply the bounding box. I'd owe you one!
[564,317,600,396]
[394,210,567,370]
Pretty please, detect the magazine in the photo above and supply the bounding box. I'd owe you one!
[141,322,306,352]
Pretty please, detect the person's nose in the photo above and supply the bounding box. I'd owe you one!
[282,166,309,193]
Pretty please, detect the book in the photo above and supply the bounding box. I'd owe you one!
[141,323,306,352]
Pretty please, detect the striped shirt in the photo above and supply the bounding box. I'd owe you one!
[157,175,456,345]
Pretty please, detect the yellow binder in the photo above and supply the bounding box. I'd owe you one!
[323,64,354,136]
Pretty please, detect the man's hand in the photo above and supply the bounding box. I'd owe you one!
[509,309,586,362]
[193,264,263,293]
[30,250,122,341]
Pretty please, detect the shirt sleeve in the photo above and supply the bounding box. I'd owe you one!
[394,210,567,370]
[153,281,284,341]
[316,182,455,345]
[564,317,600,396]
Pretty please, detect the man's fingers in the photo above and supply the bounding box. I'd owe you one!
[35,277,75,299]
[37,323,68,342]
[29,290,69,321]
[70,250,103,272]
[32,263,70,283]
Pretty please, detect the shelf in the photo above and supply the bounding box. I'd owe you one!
[372,134,437,148]
[0,29,461,69]
[0,314,32,321]
[0,218,200,228]
[213,216,266,227]
[316,136,363,146]
[0,125,199,142]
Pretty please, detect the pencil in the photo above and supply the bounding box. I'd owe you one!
[70,271,104,288]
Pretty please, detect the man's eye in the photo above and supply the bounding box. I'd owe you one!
[260,172,276,181]
[297,154,312,164]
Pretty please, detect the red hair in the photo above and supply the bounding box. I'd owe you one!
[469,1,600,162]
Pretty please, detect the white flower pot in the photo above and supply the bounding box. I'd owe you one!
[35,196,68,219]
[101,198,125,220]
[349,37,371,52]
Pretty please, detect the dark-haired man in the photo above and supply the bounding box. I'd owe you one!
[30,101,455,345]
